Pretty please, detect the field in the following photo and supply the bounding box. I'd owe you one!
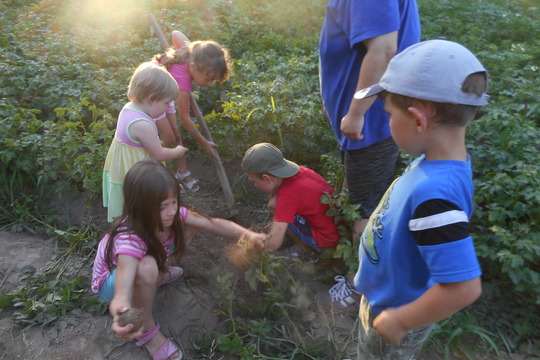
[0,0,539,358]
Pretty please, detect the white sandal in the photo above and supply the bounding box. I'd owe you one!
[175,171,200,192]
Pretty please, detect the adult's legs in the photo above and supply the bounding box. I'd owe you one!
[345,137,399,240]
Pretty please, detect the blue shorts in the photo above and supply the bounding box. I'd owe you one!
[287,215,322,253]
[98,268,117,303]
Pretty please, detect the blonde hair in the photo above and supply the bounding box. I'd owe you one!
[127,62,179,104]
[153,40,233,83]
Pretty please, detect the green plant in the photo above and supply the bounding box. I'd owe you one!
[425,312,504,360]
[320,191,361,274]
[197,251,354,359]
[0,223,105,329]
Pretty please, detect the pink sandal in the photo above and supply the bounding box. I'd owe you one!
[136,323,183,360]
[157,266,183,288]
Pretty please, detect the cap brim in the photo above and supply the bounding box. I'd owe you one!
[268,160,300,178]
[354,84,385,100]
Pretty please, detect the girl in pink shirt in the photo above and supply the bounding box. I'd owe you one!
[153,31,233,192]
[93,159,264,360]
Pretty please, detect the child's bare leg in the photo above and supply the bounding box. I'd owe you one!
[132,256,180,359]
[175,149,194,183]
[172,129,199,190]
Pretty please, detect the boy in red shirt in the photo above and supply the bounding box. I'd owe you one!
[242,143,340,254]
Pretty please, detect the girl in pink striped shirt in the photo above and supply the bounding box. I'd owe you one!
[92,159,265,360]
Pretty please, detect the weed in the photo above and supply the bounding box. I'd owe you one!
[0,224,106,330]
[425,312,503,360]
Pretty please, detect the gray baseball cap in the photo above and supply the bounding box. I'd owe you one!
[242,143,300,178]
[354,39,488,106]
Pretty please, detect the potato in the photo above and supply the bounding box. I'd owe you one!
[117,308,144,332]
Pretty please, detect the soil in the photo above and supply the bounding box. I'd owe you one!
[0,155,456,360]
[0,155,354,360]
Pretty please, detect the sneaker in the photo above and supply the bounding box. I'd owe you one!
[318,275,361,312]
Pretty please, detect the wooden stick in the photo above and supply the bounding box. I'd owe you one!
[190,94,235,207]
[148,14,170,51]
[147,14,235,208]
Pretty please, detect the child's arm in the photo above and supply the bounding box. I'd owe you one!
[184,210,266,248]
[373,277,482,344]
[176,90,218,158]
[341,31,398,140]
[109,254,144,340]
[263,221,288,251]
[129,120,188,162]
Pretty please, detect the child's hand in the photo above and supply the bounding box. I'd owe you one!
[110,301,143,340]
[202,139,218,158]
[175,145,189,158]
[246,231,267,250]
[372,308,408,345]
[225,232,265,271]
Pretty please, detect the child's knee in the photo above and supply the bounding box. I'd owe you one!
[135,256,159,285]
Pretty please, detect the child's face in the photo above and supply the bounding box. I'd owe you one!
[144,98,173,119]
[385,99,423,155]
[190,63,216,87]
[246,173,279,195]
[160,193,178,230]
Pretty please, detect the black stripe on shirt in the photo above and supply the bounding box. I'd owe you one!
[409,199,470,246]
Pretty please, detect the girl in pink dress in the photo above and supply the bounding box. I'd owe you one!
[103,62,188,222]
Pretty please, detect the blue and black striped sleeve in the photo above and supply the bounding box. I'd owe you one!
[409,199,470,246]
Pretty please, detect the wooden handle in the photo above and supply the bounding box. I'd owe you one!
[148,14,170,51]
[190,94,235,208]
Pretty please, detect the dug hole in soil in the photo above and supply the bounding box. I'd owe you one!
[0,154,361,360]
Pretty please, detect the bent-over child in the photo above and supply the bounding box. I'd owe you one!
[92,159,265,360]
[103,62,188,222]
[241,143,340,256]
[352,39,487,358]
[152,31,233,192]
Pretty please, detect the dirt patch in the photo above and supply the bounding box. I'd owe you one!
[0,155,453,359]
[0,156,296,360]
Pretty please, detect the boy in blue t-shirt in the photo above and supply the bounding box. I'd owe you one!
[352,39,487,358]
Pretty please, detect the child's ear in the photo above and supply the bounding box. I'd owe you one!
[407,104,430,134]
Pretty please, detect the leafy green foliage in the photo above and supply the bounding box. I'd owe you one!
[196,252,354,359]
[0,227,107,329]
[321,191,361,274]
